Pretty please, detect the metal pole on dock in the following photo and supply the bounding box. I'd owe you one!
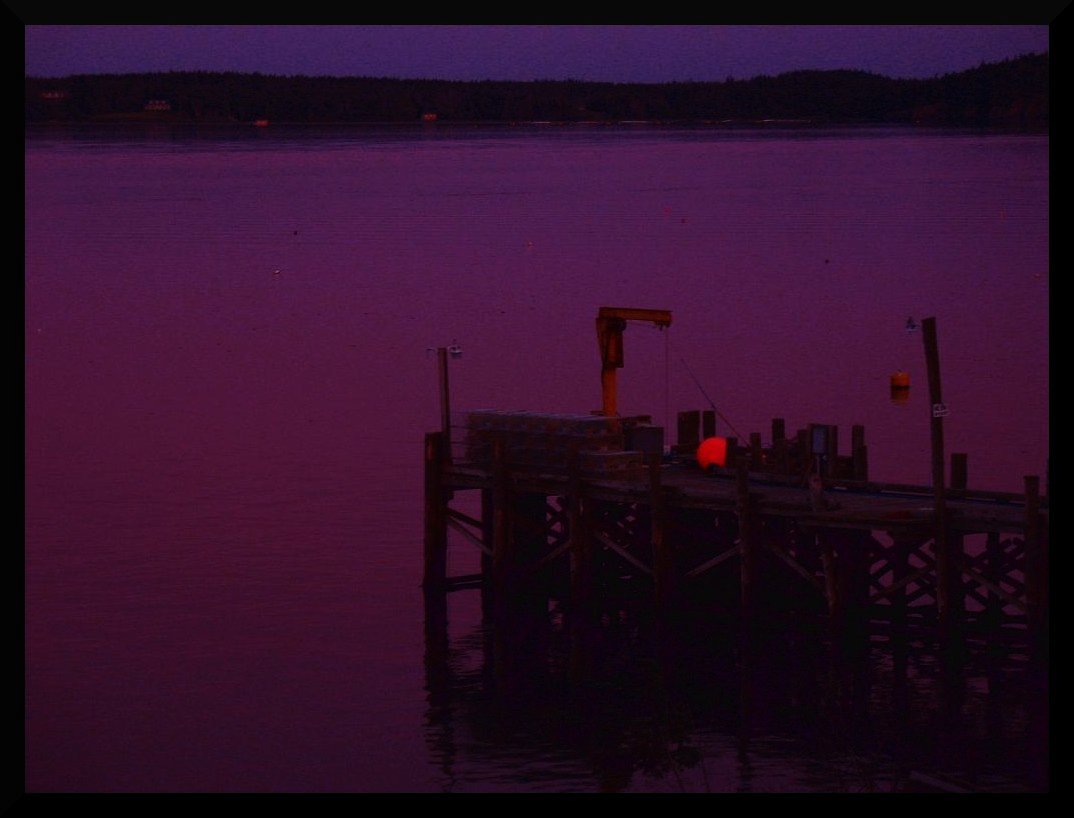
[437,347,452,463]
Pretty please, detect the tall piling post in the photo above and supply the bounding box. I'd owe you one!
[491,437,514,623]
[650,455,674,613]
[423,431,448,596]
[437,347,452,464]
[922,317,960,649]
[851,425,867,480]
[1023,473,1048,791]
[736,456,754,629]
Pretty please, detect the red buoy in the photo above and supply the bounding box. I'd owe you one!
[696,436,728,470]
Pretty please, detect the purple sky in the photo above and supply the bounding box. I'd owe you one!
[24,25,1050,82]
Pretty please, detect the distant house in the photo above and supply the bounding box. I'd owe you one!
[422,112,438,122]
[144,99,172,112]
[40,90,68,101]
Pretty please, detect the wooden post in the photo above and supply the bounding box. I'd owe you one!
[826,425,839,473]
[1023,477,1049,792]
[437,347,452,464]
[480,487,494,622]
[736,456,753,626]
[921,317,954,636]
[1024,475,1047,663]
[568,455,593,618]
[772,417,785,443]
[851,425,867,480]
[950,453,967,496]
[985,530,1002,636]
[650,456,674,612]
[677,410,700,449]
[702,409,716,439]
[491,437,514,620]
[796,428,809,479]
[749,432,763,470]
[423,431,448,594]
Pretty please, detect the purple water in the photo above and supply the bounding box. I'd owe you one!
[25,124,1048,792]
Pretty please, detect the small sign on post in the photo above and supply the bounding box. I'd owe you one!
[932,403,950,418]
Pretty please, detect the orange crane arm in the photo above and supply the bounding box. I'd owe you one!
[596,307,672,417]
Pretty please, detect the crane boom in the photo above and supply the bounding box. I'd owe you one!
[596,307,672,417]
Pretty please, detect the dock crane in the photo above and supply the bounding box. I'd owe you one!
[596,306,672,417]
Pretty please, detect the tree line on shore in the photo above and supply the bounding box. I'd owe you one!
[25,52,1047,128]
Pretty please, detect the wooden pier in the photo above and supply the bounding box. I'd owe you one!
[425,405,1047,644]
[421,312,1049,789]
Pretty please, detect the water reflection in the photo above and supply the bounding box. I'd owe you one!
[423,598,1042,792]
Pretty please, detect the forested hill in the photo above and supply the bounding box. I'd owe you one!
[26,52,1048,128]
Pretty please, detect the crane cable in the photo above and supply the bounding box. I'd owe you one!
[663,329,745,440]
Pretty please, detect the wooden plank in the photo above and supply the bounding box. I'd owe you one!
[684,545,741,578]
[962,566,1027,613]
[446,516,492,556]
[593,530,653,576]
[760,538,824,592]
[445,507,483,530]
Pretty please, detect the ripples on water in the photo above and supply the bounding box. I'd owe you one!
[25,124,1047,792]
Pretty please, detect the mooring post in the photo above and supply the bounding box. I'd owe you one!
[702,409,716,439]
[423,431,448,595]
[851,425,867,481]
[749,432,763,471]
[771,418,789,475]
[678,410,700,450]
[795,428,809,479]
[437,347,452,464]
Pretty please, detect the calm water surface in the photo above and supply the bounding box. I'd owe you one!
[25,124,1048,792]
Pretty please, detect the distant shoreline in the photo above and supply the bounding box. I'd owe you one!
[25,54,1049,130]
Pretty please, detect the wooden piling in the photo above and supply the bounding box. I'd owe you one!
[437,347,452,463]
[736,456,754,626]
[950,453,968,496]
[851,425,867,480]
[772,417,785,443]
[423,431,448,594]
[678,410,700,449]
[749,432,763,470]
[922,317,955,638]
[1024,475,1047,662]
[702,409,716,439]
[568,455,594,618]
[491,437,514,619]
[650,456,674,611]
[480,487,494,622]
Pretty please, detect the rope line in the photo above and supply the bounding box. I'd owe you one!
[667,333,745,440]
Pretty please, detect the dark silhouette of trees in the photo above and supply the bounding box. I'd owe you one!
[25,53,1048,129]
